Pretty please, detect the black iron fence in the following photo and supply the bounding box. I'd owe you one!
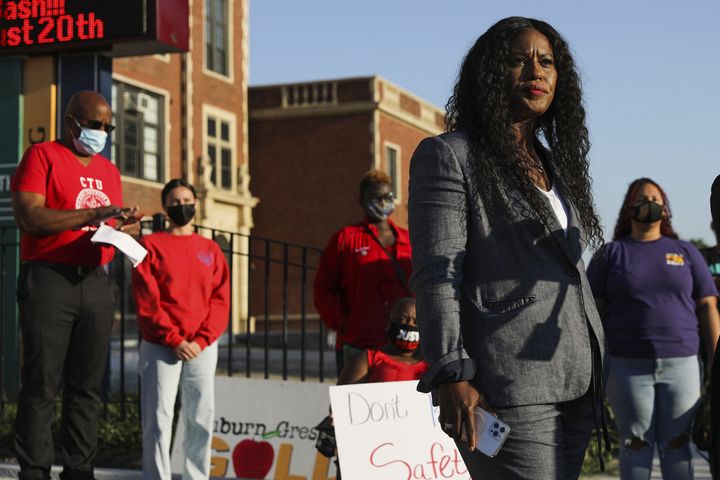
[0,223,333,416]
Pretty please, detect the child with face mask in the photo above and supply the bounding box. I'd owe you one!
[318,297,427,478]
[336,297,427,384]
[132,179,230,480]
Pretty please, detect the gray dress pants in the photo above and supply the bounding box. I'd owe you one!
[457,391,594,480]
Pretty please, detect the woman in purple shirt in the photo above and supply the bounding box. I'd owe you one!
[588,178,720,479]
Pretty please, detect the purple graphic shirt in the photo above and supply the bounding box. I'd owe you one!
[587,236,717,358]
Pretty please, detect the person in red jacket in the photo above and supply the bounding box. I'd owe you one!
[132,179,230,480]
[314,170,413,375]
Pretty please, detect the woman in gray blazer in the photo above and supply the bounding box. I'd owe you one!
[408,17,607,479]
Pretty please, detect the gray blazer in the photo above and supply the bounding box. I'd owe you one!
[408,131,606,407]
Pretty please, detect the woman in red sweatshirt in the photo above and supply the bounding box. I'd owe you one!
[132,179,230,480]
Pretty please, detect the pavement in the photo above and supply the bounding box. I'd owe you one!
[581,449,712,479]
[107,336,338,394]
[0,464,246,480]
[0,464,142,480]
[0,454,712,480]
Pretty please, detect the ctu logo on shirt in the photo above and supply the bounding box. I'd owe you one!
[197,251,214,266]
[75,176,110,231]
[666,253,685,266]
[80,177,104,190]
[354,246,370,256]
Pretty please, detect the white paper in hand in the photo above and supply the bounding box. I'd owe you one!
[91,224,148,267]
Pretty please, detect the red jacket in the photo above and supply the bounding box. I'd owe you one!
[132,232,230,349]
[314,219,413,350]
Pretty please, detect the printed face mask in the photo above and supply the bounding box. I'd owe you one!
[366,199,395,221]
[387,322,420,352]
[166,204,196,226]
[632,200,664,224]
[72,119,108,155]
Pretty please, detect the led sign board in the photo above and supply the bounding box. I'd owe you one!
[0,0,189,56]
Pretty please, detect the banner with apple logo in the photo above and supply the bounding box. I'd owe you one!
[330,380,470,480]
[171,377,337,479]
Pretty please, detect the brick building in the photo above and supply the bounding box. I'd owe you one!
[248,77,445,323]
[113,0,255,231]
[110,9,446,331]
[249,76,445,251]
[111,0,256,330]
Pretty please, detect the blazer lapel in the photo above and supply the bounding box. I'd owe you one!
[536,193,578,266]
[563,193,586,261]
[540,151,584,266]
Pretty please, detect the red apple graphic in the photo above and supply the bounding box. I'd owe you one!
[232,439,275,479]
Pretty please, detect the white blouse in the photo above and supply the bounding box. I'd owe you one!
[537,183,569,234]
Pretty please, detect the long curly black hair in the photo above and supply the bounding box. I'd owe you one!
[446,16,603,250]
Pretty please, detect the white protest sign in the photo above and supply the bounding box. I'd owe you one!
[171,377,337,479]
[329,381,470,480]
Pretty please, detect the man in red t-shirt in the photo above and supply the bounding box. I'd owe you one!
[10,91,140,480]
[314,170,413,375]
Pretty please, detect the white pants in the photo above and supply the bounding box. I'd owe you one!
[139,341,218,480]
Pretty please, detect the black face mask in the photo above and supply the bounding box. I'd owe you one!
[166,204,196,227]
[632,200,664,224]
[387,322,420,352]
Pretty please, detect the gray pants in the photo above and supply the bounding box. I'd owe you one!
[139,340,218,480]
[458,391,594,480]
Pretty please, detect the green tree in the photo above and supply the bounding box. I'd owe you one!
[689,238,709,250]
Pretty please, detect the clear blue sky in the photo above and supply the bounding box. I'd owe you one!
[249,0,720,246]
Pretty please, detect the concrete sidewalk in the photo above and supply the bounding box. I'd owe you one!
[0,464,238,480]
[0,464,142,480]
[0,453,711,480]
[581,450,712,479]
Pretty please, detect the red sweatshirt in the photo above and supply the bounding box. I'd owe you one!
[132,232,230,349]
[314,219,413,350]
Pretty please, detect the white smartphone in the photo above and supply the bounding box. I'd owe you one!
[474,406,510,458]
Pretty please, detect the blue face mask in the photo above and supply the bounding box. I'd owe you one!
[72,119,108,155]
[366,199,395,221]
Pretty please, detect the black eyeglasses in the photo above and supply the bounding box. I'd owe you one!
[69,115,115,134]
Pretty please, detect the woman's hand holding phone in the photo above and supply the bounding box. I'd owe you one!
[437,380,492,450]
[473,406,510,457]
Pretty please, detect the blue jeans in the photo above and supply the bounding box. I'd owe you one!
[606,355,701,480]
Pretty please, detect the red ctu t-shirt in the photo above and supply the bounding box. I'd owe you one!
[10,141,123,266]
